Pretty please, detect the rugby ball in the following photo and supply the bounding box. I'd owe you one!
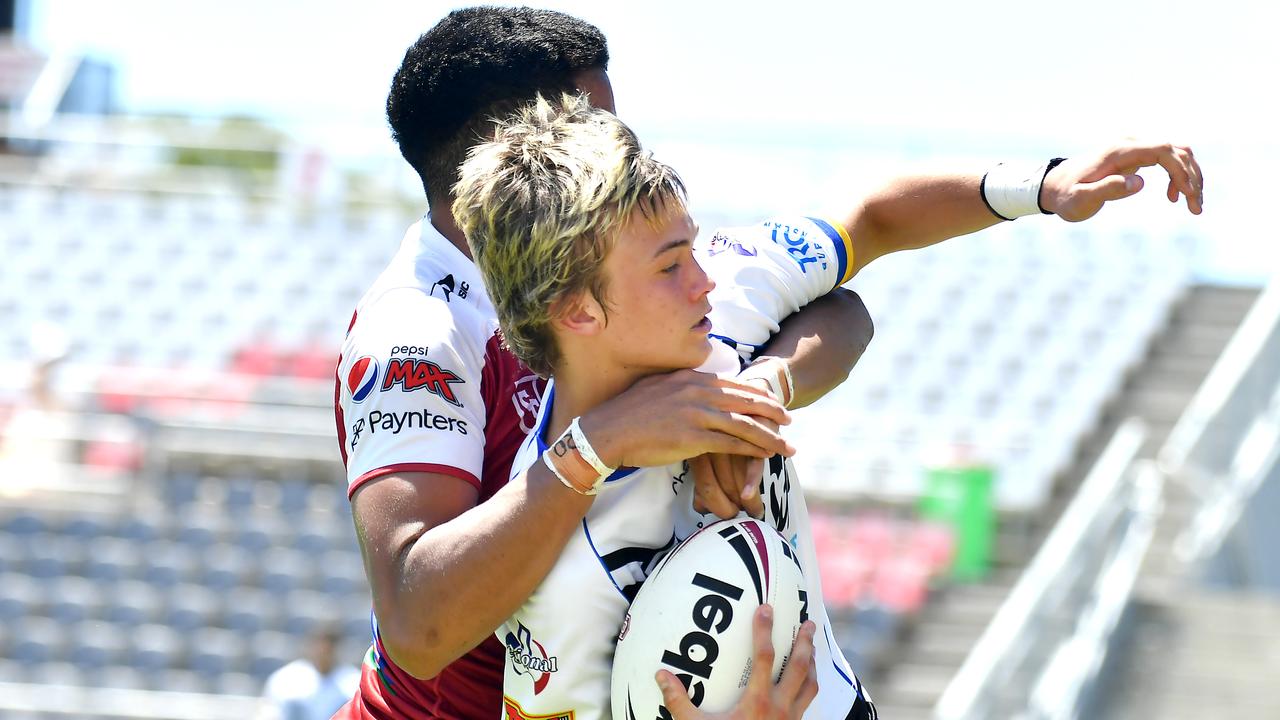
[611,517,807,719]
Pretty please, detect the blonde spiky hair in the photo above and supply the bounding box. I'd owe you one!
[452,93,686,377]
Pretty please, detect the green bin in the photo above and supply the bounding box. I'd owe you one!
[918,462,995,582]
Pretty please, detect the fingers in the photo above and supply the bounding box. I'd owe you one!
[693,454,742,520]
[689,454,712,515]
[714,381,792,427]
[744,605,778,696]
[740,456,766,520]
[1110,141,1201,214]
[775,621,816,703]
[1151,144,1202,214]
[704,412,795,458]
[655,670,698,719]
[1082,174,1143,204]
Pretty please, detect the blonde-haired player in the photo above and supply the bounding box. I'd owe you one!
[455,93,1204,720]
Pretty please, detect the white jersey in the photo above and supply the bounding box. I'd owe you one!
[335,219,543,501]
[498,217,873,720]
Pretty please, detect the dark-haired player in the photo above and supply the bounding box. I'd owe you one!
[335,8,866,719]
[334,6,1203,720]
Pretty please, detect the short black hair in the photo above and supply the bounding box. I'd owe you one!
[387,6,609,206]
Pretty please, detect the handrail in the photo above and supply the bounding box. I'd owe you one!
[0,682,261,720]
[1159,279,1280,479]
[933,418,1147,720]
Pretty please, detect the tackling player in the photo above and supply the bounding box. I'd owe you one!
[453,94,1203,719]
[336,6,1204,719]
[334,8,870,720]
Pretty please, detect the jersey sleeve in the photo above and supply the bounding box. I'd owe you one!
[336,287,487,498]
[697,216,856,360]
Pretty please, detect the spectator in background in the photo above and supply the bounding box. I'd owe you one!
[260,623,360,720]
[0,323,73,496]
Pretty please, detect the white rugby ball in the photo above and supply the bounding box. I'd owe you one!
[611,517,808,720]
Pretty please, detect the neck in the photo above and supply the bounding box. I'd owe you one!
[546,354,649,447]
[428,200,471,259]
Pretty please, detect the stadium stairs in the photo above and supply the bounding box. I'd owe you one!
[867,284,1261,720]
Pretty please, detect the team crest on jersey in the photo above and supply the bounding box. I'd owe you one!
[506,622,559,695]
[512,374,544,434]
[502,696,574,720]
[347,356,379,403]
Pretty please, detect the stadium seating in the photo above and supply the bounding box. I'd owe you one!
[0,474,372,698]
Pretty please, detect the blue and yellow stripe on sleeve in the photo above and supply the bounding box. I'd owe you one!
[806,216,857,288]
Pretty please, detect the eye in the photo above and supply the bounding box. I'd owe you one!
[660,260,680,274]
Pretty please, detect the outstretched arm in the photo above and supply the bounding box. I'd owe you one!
[843,140,1203,274]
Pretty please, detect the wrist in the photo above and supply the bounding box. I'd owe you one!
[740,356,795,408]
[575,411,626,470]
[980,157,1067,220]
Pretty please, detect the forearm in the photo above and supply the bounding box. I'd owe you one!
[756,289,872,409]
[847,173,1000,275]
[375,461,591,678]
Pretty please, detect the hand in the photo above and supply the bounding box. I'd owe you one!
[690,452,766,520]
[657,606,819,720]
[690,368,777,520]
[1040,140,1204,220]
[582,370,795,470]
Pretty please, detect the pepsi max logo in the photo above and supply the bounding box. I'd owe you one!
[347,356,379,403]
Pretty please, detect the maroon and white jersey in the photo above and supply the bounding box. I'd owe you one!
[333,218,544,720]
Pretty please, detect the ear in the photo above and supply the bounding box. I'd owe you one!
[551,290,606,337]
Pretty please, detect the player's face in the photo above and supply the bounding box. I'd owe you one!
[593,202,714,373]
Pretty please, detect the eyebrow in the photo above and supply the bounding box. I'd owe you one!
[652,225,700,260]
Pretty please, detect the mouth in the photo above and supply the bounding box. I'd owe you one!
[693,316,712,333]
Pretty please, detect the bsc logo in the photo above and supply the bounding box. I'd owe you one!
[347,356,379,403]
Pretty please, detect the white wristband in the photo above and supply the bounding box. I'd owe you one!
[570,416,615,478]
[742,357,794,408]
[980,159,1063,221]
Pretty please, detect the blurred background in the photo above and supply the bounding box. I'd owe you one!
[1,1,1277,718]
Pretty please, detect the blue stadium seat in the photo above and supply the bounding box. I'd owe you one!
[38,661,85,687]
[223,588,278,635]
[248,631,298,679]
[84,538,142,583]
[1,511,47,536]
[9,616,68,664]
[59,516,107,541]
[259,548,310,594]
[281,590,336,637]
[200,545,255,591]
[164,584,220,631]
[47,577,103,624]
[188,627,247,676]
[217,671,263,696]
[154,668,214,694]
[0,572,43,621]
[26,536,87,580]
[68,621,129,670]
[103,580,164,627]
[130,623,185,673]
[98,666,148,691]
[114,514,163,543]
[317,551,368,597]
[0,535,20,575]
[142,543,199,588]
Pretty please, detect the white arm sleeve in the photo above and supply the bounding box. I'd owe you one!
[336,287,487,497]
[697,216,856,361]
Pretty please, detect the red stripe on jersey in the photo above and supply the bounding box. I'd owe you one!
[347,463,482,500]
[335,309,358,468]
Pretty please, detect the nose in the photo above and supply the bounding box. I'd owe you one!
[690,256,715,300]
